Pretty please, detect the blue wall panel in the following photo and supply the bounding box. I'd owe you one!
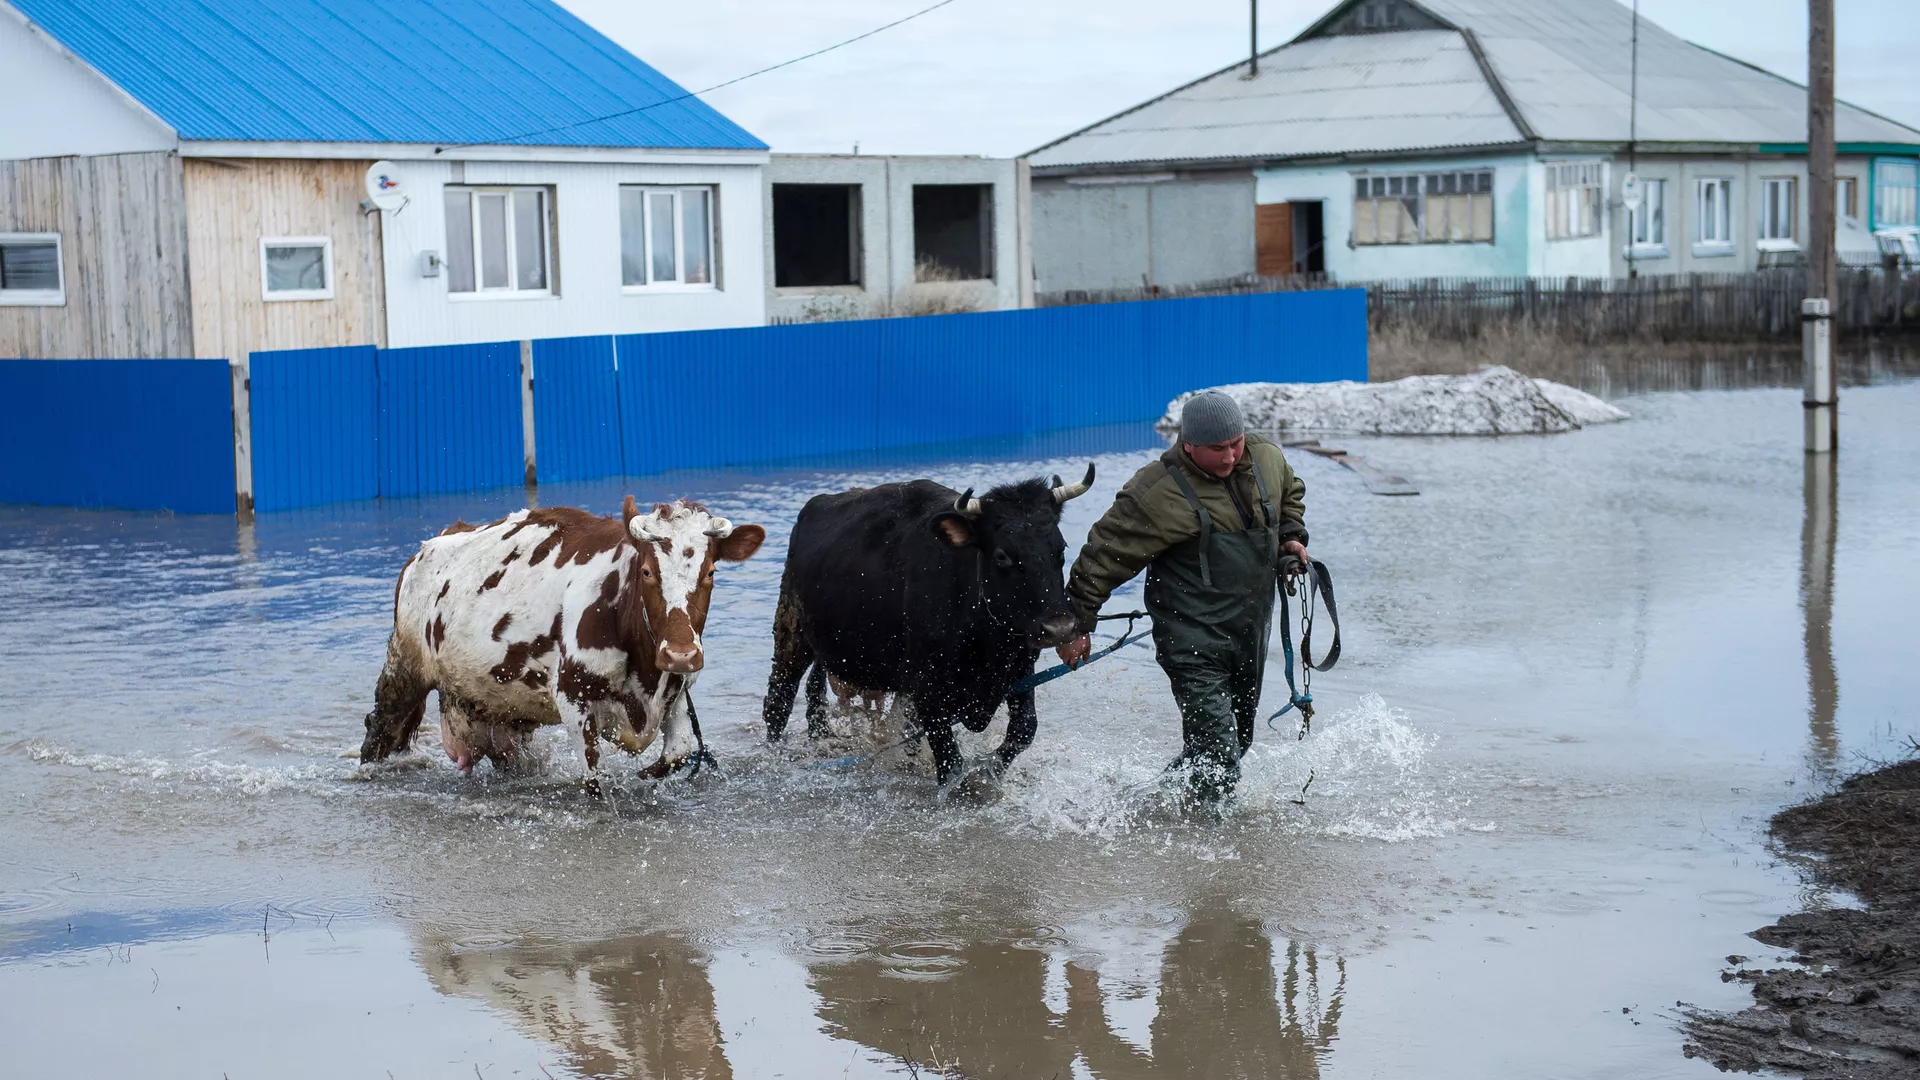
[249,346,378,511]
[532,336,622,483]
[0,359,232,513]
[377,341,523,498]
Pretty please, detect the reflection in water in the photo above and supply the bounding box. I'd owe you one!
[418,933,730,1079]
[1801,452,1840,772]
[1064,913,1343,1079]
[810,911,1342,1079]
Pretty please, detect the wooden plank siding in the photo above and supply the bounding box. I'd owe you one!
[0,152,193,358]
[183,159,387,361]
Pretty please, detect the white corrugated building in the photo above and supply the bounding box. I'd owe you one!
[1028,0,1920,293]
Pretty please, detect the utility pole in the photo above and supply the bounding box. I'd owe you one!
[1804,0,1837,453]
[1626,0,1640,279]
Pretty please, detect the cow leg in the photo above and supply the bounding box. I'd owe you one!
[764,581,811,742]
[924,722,965,787]
[803,663,830,739]
[554,696,604,796]
[996,688,1038,768]
[439,693,476,774]
[639,685,700,780]
[360,638,432,763]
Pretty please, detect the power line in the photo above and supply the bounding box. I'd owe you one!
[435,0,963,153]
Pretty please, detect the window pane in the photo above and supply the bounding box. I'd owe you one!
[1394,198,1419,243]
[444,191,475,292]
[0,242,60,291]
[649,191,677,283]
[478,193,509,288]
[1470,192,1493,241]
[1370,177,1385,197]
[1477,171,1492,193]
[1447,194,1469,241]
[682,188,712,285]
[619,187,647,286]
[1355,178,1368,199]
[265,244,326,292]
[513,190,547,290]
[1353,199,1377,244]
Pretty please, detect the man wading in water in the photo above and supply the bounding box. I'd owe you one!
[1058,391,1309,806]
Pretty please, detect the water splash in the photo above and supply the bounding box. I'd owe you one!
[22,741,342,796]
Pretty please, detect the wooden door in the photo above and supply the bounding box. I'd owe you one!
[1255,202,1293,277]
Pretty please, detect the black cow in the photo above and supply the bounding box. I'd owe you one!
[764,465,1095,786]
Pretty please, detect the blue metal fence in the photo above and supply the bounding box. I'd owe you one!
[376,342,524,499]
[249,346,378,512]
[531,336,622,483]
[0,359,233,513]
[211,288,1363,512]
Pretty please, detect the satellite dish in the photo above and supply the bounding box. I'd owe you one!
[364,160,409,213]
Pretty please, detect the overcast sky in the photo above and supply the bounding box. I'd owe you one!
[564,0,1920,156]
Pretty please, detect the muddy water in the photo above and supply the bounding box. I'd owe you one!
[3,362,1918,1079]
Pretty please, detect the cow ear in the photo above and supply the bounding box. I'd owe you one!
[931,513,977,548]
[621,494,640,526]
[715,524,766,562]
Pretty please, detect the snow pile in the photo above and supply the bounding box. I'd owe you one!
[1159,366,1629,437]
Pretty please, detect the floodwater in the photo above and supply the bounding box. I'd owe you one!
[3,348,1918,1079]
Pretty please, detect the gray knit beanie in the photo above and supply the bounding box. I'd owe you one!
[1178,390,1246,445]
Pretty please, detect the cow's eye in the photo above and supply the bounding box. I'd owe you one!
[993,549,1014,569]
[641,567,654,580]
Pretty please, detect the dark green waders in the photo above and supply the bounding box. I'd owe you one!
[1145,460,1282,803]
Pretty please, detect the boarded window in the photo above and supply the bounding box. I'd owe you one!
[1353,171,1490,245]
[913,184,993,281]
[1255,203,1293,276]
[1545,162,1603,240]
[773,184,862,287]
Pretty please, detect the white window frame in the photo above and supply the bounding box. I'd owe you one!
[620,185,718,292]
[1693,178,1735,256]
[1545,162,1604,241]
[1875,160,1918,230]
[1838,176,1860,224]
[1757,177,1799,250]
[0,232,65,307]
[1626,177,1668,257]
[445,185,554,301]
[259,236,334,301]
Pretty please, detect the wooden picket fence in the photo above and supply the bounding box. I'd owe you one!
[1038,268,1920,343]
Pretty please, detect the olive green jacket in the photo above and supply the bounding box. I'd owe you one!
[1066,434,1306,632]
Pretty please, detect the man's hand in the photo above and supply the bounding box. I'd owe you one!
[1282,540,1311,570]
[1056,634,1092,669]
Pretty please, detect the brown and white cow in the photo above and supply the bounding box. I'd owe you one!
[359,497,765,787]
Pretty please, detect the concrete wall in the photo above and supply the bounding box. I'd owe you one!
[1031,171,1255,294]
[763,154,1024,322]
[0,7,176,160]
[380,157,765,349]
[1256,154,1534,280]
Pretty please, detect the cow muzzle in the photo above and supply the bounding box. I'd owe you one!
[1029,613,1079,649]
[655,642,704,674]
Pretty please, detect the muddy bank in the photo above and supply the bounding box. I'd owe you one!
[1683,760,1920,1076]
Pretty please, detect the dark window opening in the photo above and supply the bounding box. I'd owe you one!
[1293,201,1325,273]
[772,184,861,288]
[912,184,993,281]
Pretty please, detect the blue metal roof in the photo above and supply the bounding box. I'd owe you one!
[10,0,766,150]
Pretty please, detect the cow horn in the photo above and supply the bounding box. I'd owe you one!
[1052,463,1095,503]
[954,488,983,517]
[704,516,735,538]
[628,516,662,543]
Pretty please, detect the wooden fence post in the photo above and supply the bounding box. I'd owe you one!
[520,340,537,488]
[229,357,254,519]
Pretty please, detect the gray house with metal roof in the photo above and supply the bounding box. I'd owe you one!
[1027,0,1920,294]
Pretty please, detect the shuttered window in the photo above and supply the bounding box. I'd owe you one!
[0,233,63,306]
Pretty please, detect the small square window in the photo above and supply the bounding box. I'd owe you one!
[261,237,333,301]
[0,233,64,306]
